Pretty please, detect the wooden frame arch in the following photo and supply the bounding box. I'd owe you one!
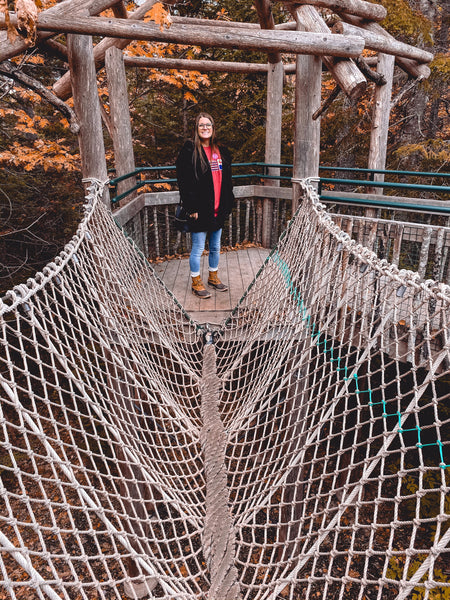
[0,0,434,224]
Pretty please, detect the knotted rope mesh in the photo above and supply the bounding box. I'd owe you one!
[0,179,449,600]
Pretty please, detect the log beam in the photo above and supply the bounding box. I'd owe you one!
[355,56,386,84]
[293,5,366,100]
[52,0,159,100]
[170,16,297,30]
[332,21,433,64]
[0,0,122,62]
[341,14,431,79]
[285,0,387,22]
[0,13,366,58]
[122,55,297,74]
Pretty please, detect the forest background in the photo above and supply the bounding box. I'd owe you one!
[0,0,449,296]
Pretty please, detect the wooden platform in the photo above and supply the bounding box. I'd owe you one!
[153,247,270,325]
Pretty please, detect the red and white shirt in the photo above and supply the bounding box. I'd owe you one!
[204,146,222,216]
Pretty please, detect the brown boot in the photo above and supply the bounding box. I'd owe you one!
[191,275,211,299]
[208,271,228,292]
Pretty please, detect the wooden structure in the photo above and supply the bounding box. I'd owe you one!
[0,0,434,227]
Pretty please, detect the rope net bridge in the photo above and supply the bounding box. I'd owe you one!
[0,180,449,600]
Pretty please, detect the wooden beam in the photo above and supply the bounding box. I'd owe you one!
[52,0,159,100]
[332,21,433,63]
[0,13,366,58]
[0,0,122,62]
[170,16,297,30]
[285,0,387,22]
[293,5,366,100]
[341,14,431,79]
[122,55,297,74]
[355,56,386,84]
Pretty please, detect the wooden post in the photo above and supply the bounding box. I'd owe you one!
[263,60,284,247]
[292,14,322,213]
[105,46,136,202]
[67,30,109,203]
[368,53,395,196]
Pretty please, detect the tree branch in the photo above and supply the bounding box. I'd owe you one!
[0,60,79,133]
[355,56,386,85]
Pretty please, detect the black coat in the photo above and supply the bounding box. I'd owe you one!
[175,140,235,233]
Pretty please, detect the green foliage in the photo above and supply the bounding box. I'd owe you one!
[386,556,450,599]
[379,0,434,46]
[393,139,450,173]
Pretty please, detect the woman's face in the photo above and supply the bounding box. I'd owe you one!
[197,117,213,144]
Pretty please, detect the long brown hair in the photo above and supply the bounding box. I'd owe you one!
[193,112,218,175]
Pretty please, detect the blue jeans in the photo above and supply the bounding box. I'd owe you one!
[190,229,222,276]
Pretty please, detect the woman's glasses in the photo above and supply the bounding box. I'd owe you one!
[198,124,212,129]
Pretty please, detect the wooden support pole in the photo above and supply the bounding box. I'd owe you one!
[67,29,108,202]
[332,21,433,64]
[0,13,366,58]
[292,13,322,213]
[285,0,387,21]
[254,0,281,64]
[367,53,395,196]
[105,46,136,202]
[294,5,367,100]
[262,60,284,247]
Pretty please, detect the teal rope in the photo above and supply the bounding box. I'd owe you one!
[270,250,449,469]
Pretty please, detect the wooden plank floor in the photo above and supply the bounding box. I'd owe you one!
[153,247,270,325]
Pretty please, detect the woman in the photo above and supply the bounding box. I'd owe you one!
[176,112,235,299]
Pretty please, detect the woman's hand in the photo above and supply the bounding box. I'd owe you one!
[191,213,198,220]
